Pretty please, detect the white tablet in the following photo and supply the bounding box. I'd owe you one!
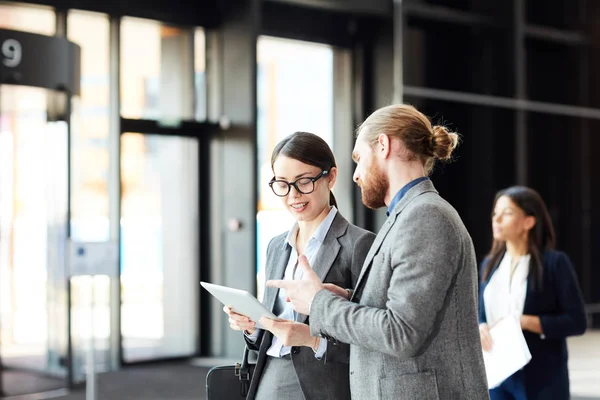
[200,281,281,329]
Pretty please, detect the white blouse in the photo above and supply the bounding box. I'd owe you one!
[484,252,530,327]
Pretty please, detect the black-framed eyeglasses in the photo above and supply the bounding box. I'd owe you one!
[269,170,330,197]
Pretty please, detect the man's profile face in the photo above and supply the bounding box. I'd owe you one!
[352,129,388,210]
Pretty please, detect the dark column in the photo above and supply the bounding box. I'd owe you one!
[514,0,528,186]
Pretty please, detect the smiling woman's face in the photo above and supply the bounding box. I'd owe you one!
[272,156,333,222]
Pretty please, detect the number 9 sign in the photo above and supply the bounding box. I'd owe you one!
[2,39,22,68]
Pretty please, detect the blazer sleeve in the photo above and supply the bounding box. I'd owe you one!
[244,329,265,351]
[309,204,463,358]
[478,261,488,325]
[538,252,587,339]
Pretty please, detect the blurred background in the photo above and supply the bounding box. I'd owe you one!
[0,0,598,398]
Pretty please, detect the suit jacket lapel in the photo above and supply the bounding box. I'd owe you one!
[351,216,395,300]
[263,245,291,313]
[523,274,537,315]
[296,213,347,324]
[351,180,438,301]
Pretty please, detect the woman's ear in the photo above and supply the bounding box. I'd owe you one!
[524,215,536,232]
[328,167,338,188]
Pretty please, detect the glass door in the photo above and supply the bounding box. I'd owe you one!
[0,84,69,396]
[256,36,335,301]
[120,132,199,363]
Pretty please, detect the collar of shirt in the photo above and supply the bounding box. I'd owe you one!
[283,206,338,250]
[386,177,430,216]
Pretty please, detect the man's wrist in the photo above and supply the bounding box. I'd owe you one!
[308,293,316,314]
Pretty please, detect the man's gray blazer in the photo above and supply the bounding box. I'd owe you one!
[310,180,489,400]
[246,212,375,400]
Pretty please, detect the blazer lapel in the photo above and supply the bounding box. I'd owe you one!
[296,213,346,324]
[351,179,438,301]
[351,216,395,300]
[263,245,291,313]
[523,274,537,315]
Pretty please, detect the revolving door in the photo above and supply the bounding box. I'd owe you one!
[0,28,79,397]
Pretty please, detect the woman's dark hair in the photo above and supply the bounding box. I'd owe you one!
[482,186,556,287]
[271,131,338,208]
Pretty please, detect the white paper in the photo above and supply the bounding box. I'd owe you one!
[482,316,532,389]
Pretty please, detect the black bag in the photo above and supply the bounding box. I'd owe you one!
[206,347,256,399]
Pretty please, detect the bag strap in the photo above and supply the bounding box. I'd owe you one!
[241,346,251,369]
[235,346,253,381]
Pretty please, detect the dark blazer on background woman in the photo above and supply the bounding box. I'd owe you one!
[479,250,587,400]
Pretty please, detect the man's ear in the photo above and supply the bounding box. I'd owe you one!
[377,133,391,159]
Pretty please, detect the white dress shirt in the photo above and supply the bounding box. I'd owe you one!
[248,206,337,360]
[484,252,530,327]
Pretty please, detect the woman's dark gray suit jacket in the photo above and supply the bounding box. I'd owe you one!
[245,212,375,400]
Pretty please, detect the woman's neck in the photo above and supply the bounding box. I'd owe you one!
[505,238,528,258]
[296,206,331,251]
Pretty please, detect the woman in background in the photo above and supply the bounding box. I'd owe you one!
[479,186,587,400]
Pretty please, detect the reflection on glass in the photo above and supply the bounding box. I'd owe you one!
[69,275,111,383]
[120,133,199,362]
[120,17,161,119]
[0,3,55,35]
[0,85,68,393]
[121,19,202,122]
[256,36,334,300]
[68,10,110,242]
[195,28,206,121]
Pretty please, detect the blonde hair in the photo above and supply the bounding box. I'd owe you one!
[358,104,459,174]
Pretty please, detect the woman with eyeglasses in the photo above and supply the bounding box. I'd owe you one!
[224,131,375,400]
[479,186,586,400]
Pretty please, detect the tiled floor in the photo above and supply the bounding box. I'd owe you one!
[3,331,598,400]
[569,330,600,398]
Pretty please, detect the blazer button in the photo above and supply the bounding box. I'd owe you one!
[292,346,300,354]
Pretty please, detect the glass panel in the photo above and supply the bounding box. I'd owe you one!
[526,38,582,106]
[526,0,581,30]
[527,112,593,302]
[591,120,600,320]
[0,85,67,395]
[0,3,55,36]
[120,133,199,362]
[69,274,111,384]
[121,18,194,121]
[66,11,113,383]
[421,0,473,12]
[67,10,110,242]
[418,1,498,18]
[256,36,333,300]
[404,18,512,97]
[194,28,206,121]
[121,17,161,119]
